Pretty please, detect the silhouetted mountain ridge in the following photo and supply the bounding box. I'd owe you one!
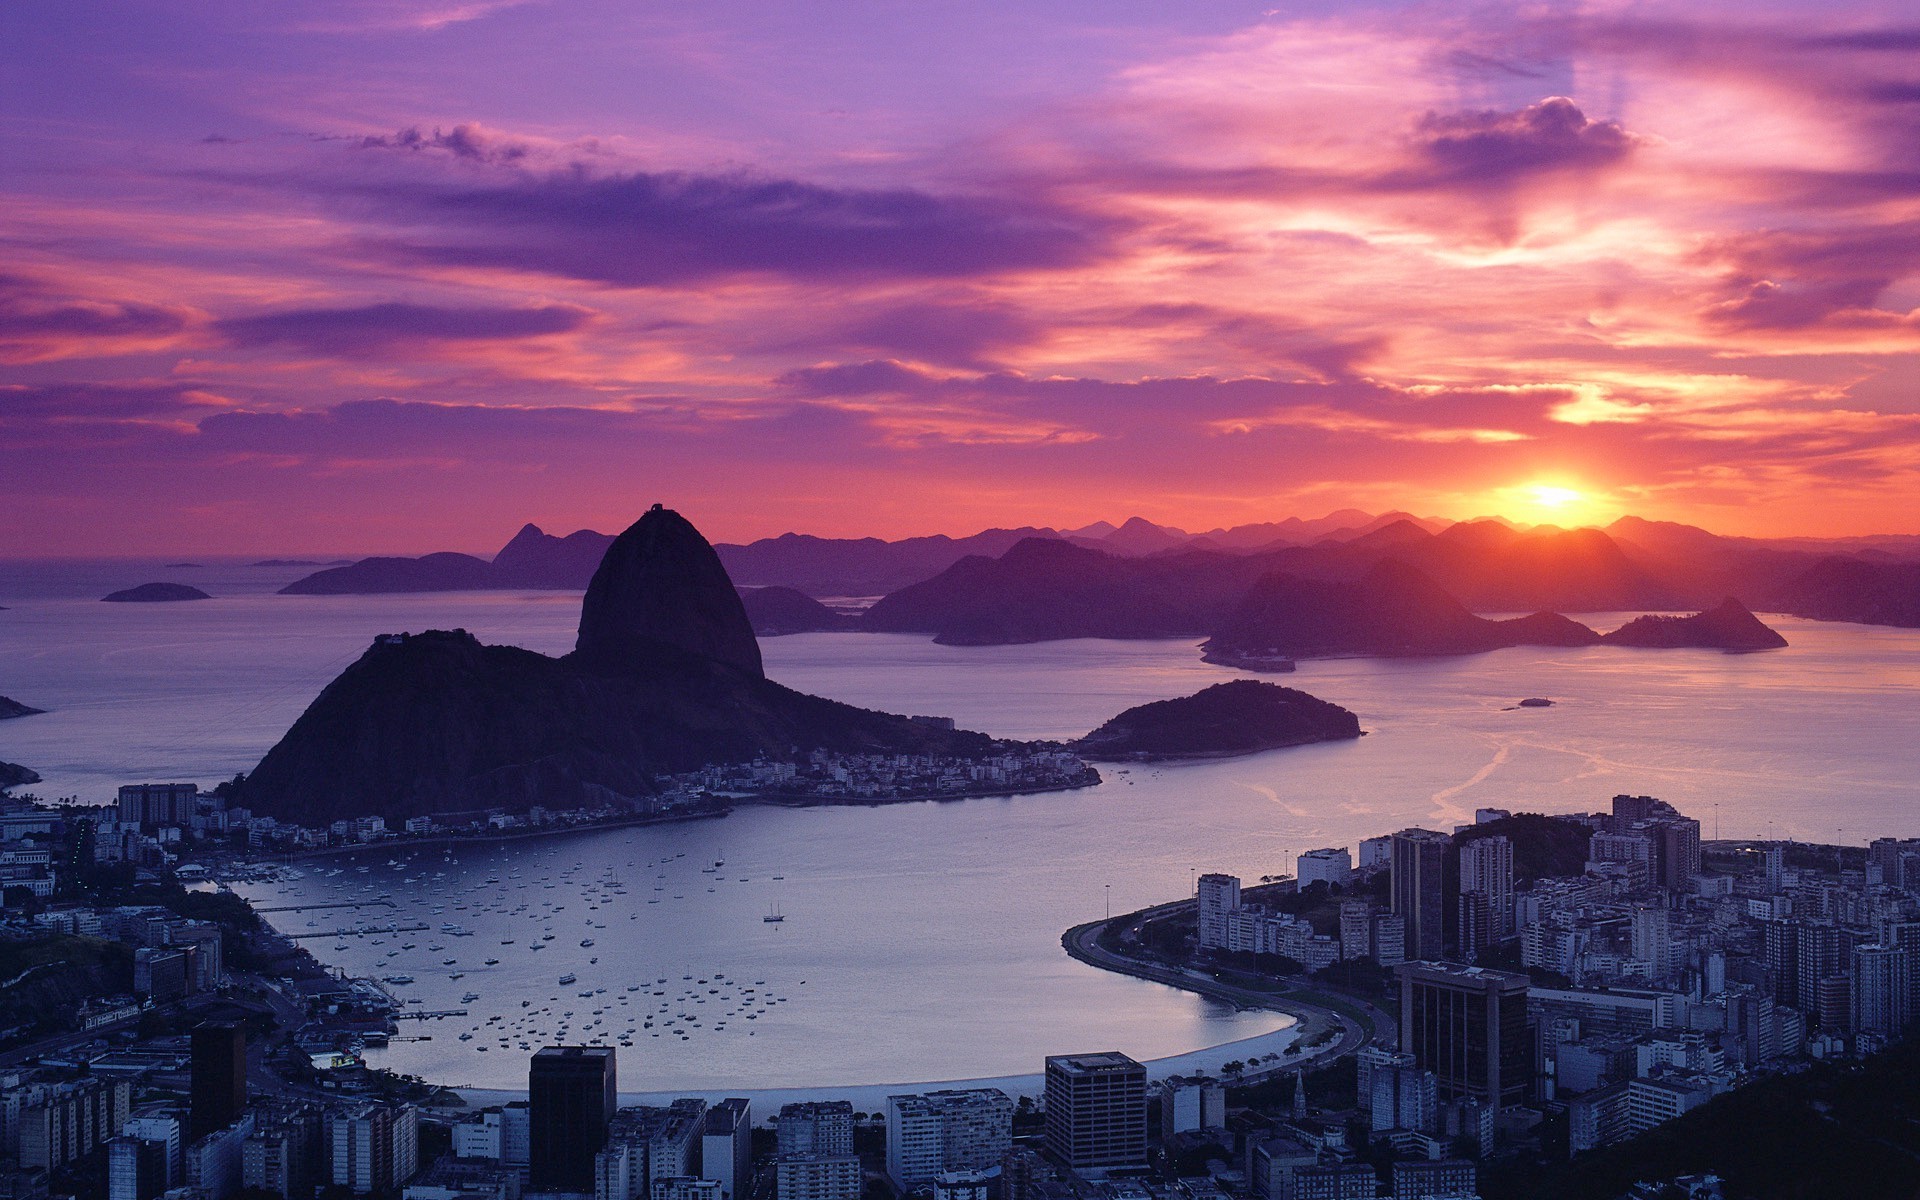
[242,507,1012,823]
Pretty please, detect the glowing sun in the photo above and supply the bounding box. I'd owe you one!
[1491,480,1615,526]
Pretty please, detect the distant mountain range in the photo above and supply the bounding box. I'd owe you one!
[269,510,1920,635]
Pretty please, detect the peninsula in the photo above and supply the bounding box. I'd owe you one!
[241,506,1091,824]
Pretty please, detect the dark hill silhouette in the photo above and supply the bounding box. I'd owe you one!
[574,505,764,677]
[241,507,1011,823]
[280,552,496,595]
[1601,598,1789,650]
[863,537,1279,644]
[491,523,616,586]
[1202,561,1603,661]
[1773,557,1920,628]
[739,586,852,635]
[1074,680,1361,760]
[102,582,211,602]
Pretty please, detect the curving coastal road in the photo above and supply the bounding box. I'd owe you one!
[1061,897,1396,1084]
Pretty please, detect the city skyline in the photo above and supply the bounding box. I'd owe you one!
[6,0,1920,553]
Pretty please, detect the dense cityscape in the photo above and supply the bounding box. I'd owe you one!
[7,776,1917,1200]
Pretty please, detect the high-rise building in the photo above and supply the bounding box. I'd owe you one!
[1631,906,1673,980]
[1399,962,1531,1110]
[999,1149,1044,1200]
[1390,1159,1477,1200]
[1391,829,1451,961]
[775,1155,861,1200]
[1158,1076,1225,1138]
[1042,1052,1146,1171]
[1794,921,1858,1016]
[123,1117,182,1192]
[117,783,199,828]
[191,1020,248,1140]
[530,1046,618,1194]
[776,1102,854,1159]
[108,1137,171,1200]
[701,1099,752,1200]
[330,1103,417,1195]
[1196,874,1241,950]
[243,1105,323,1200]
[1853,943,1911,1037]
[1296,848,1351,889]
[883,1090,1012,1189]
[500,1101,531,1167]
[1371,913,1406,966]
[1457,835,1512,951]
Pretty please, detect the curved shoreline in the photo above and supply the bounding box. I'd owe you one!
[449,1022,1302,1112]
[1059,900,1389,1083]
[433,897,1387,1112]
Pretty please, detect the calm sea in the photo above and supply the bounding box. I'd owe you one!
[2,557,1917,1089]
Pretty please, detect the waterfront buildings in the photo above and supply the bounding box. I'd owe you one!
[1196,874,1240,950]
[530,1046,618,1193]
[883,1089,1012,1189]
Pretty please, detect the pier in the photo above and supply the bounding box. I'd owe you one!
[290,923,430,939]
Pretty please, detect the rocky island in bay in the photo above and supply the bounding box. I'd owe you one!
[1073,679,1362,760]
[101,582,212,602]
[1600,598,1791,651]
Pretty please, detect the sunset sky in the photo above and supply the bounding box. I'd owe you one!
[5,0,1920,554]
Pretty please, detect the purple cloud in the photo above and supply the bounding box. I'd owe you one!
[360,166,1120,287]
[215,301,592,356]
[0,275,187,345]
[1403,97,1635,188]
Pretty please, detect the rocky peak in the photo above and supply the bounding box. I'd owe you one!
[572,504,764,678]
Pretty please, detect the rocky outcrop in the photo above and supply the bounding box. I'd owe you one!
[0,696,45,721]
[739,586,852,635]
[491,524,616,587]
[0,761,40,791]
[242,506,1018,823]
[102,582,211,602]
[1601,598,1788,650]
[1074,680,1361,760]
[574,505,764,678]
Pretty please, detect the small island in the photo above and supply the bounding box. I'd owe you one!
[1602,597,1787,651]
[1073,679,1362,760]
[101,582,213,603]
[0,695,45,721]
[0,761,40,791]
